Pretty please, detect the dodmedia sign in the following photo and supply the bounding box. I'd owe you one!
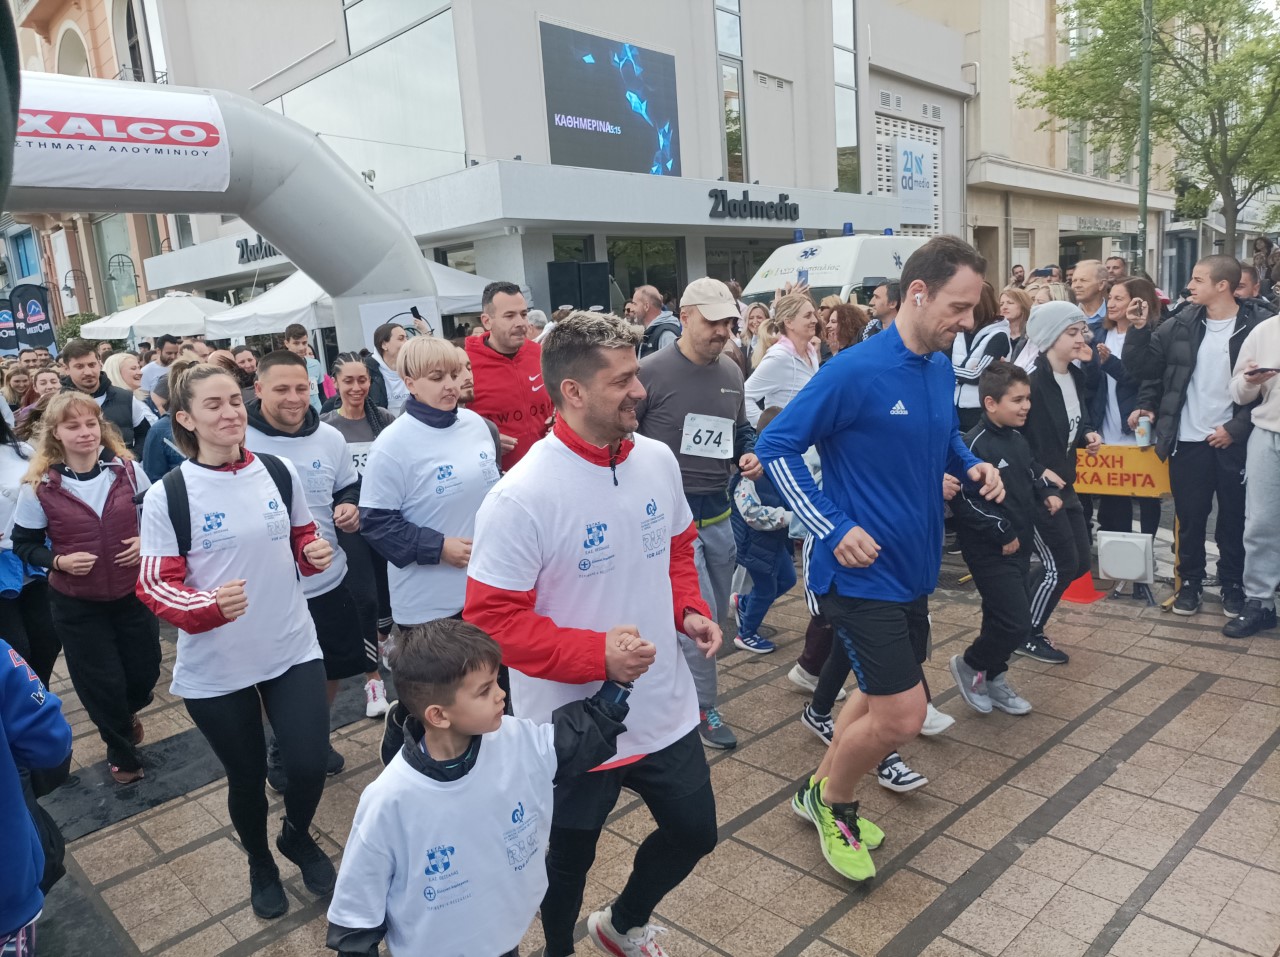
[708,188,800,221]
[237,234,281,265]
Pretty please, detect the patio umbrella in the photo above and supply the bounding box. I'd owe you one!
[78,291,230,340]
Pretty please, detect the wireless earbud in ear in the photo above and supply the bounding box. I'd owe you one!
[915,293,923,306]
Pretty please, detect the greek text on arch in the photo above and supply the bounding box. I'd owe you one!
[18,110,223,148]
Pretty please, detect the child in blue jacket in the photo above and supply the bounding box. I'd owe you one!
[730,408,793,654]
[1,638,73,955]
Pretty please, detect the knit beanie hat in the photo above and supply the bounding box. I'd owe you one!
[1025,300,1088,352]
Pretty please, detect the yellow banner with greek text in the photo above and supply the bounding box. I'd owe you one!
[1075,445,1170,498]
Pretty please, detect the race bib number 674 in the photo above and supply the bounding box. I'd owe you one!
[680,413,733,460]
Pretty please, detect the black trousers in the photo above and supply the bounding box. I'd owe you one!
[541,730,717,957]
[336,529,385,673]
[1030,488,1091,634]
[185,658,329,861]
[962,548,1032,678]
[1168,439,1246,586]
[48,590,160,772]
[0,577,61,687]
[1096,494,1163,537]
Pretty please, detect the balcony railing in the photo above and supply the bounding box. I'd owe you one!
[115,65,169,84]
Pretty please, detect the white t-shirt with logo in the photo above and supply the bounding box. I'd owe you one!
[15,458,150,528]
[245,422,357,598]
[359,409,499,624]
[1101,327,1130,445]
[0,443,33,549]
[1054,370,1082,447]
[328,716,556,957]
[1180,317,1236,442]
[468,432,699,764]
[139,457,321,698]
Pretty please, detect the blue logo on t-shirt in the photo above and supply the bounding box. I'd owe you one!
[511,802,525,824]
[201,512,225,532]
[437,465,454,480]
[645,498,658,517]
[424,845,455,875]
[583,522,607,548]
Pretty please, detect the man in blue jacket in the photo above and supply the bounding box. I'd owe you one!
[1,640,74,952]
[756,235,1005,883]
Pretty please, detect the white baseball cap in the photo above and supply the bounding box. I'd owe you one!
[680,277,739,323]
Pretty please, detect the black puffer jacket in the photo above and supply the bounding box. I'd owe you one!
[1121,299,1269,460]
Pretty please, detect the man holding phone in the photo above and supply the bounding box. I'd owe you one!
[1224,313,1280,637]
[1124,255,1270,618]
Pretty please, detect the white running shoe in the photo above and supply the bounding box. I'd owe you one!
[587,906,670,957]
[364,677,390,718]
[786,663,847,700]
[920,702,955,736]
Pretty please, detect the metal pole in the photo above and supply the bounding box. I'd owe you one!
[1136,0,1153,275]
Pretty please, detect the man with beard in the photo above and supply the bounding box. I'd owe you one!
[756,235,1005,883]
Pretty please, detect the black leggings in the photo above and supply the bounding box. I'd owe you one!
[0,577,61,687]
[185,658,329,861]
[337,528,388,671]
[49,590,160,772]
[542,780,717,956]
[1030,488,1092,633]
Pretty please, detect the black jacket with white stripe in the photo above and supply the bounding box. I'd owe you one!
[953,414,1055,555]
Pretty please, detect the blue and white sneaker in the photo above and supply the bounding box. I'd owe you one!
[734,632,776,654]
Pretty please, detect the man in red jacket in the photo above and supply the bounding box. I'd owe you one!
[464,282,555,471]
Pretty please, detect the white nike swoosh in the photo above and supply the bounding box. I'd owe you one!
[528,374,542,381]
[532,384,545,392]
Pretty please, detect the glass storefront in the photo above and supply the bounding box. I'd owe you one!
[705,238,781,287]
[553,235,595,262]
[92,213,138,313]
[606,237,684,303]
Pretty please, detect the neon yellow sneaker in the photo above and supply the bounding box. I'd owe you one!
[804,779,877,881]
[793,776,883,849]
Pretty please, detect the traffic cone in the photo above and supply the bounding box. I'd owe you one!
[1062,571,1106,604]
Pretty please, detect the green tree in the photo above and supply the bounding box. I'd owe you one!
[1016,0,1280,248]
[55,312,100,349]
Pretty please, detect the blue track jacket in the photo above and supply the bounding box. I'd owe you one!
[754,323,980,603]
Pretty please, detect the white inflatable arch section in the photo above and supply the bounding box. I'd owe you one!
[5,72,434,349]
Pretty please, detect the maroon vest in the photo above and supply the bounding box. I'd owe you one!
[36,459,142,601]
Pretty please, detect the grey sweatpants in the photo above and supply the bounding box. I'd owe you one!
[683,518,735,710]
[1243,426,1280,611]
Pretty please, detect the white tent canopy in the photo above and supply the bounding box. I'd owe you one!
[79,291,231,339]
[203,261,525,339]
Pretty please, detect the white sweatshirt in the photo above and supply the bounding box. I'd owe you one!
[1231,314,1280,432]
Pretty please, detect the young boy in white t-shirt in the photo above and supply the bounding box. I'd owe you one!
[326,620,637,957]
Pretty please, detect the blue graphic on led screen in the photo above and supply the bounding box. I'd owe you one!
[540,22,681,176]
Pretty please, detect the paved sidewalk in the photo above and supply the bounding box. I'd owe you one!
[35,573,1280,957]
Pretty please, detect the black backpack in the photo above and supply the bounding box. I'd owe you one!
[162,453,293,557]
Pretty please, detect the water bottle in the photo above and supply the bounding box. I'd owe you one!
[1135,415,1152,447]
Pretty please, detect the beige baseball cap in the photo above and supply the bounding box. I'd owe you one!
[679,277,739,322]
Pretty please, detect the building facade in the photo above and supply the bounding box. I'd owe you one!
[137,0,970,320]
[10,0,173,322]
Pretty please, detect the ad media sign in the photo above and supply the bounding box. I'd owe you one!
[540,22,680,177]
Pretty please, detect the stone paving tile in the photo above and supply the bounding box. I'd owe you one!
[42,584,1280,957]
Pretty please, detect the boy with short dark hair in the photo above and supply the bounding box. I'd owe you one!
[325,619,634,957]
[282,322,323,412]
[949,362,1061,715]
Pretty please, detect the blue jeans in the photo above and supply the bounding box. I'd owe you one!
[737,546,797,638]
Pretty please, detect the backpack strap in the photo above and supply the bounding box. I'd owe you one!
[162,467,191,558]
[257,452,294,516]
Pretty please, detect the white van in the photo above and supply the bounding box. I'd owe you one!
[740,235,928,306]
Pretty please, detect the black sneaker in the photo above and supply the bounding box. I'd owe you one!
[1014,634,1070,664]
[326,744,345,777]
[276,818,336,896]
[248,856,288,919]
[1172,581,1203,616]
[1221,583,1246,619]
[266,740,287,794]
[1223,600,1278,640]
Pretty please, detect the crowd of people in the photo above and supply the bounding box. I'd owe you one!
[1,238,1277,957]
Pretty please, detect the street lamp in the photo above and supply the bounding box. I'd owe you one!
[61,268,88,299]
[107,253,141,303]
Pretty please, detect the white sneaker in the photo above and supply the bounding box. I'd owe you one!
[920,702,955,737]
[364,678,389,718]
[378,638,391,670]
[787,663,848,700]
[587,906,669,957]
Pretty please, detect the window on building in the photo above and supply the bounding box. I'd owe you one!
[606,237,683,304]
[174,214,195,249]
[435,244,475,275]
[1067,120,1086,174]
[11,231,39,279]
[553,236,595,262]
[833,2,859,193]
[716,3,746,183]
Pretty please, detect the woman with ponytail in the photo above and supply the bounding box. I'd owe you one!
[322,353,394,714]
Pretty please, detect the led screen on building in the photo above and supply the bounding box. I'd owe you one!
[540,21,681,176]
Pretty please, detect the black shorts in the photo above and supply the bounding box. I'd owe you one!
[552,728,710,830]
[306,578,367,681]
[819,592,929,696]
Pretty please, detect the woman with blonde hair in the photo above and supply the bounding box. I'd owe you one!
[1032,282,1071,305]
[745,293,819,424]
[2,366,30,411]
[743,301,770,367]
[103,351,145,398]
[359,336,502,626]
[11,392,159,784]
[999,286,1034,356]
